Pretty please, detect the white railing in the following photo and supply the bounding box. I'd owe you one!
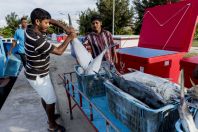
[1,38,14,43]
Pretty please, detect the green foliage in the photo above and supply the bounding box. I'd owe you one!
[184,52,198,58]
[78,9,98,35]
[116,27,133,35]
[47,26,55,34]
[194,26,198,40]
[0,12,31,38]
[0,27,13,38]
[78,0,133,35]
[5,12,20,35]
[133,0,179,34]
[0,11,69,37]
[97,0,133,35]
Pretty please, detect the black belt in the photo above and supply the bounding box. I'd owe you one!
[25,72,48,80]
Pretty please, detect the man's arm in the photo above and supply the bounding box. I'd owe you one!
[8,40,17,56]
[8,30,18,56]
[112,46,118,64]
[49,19,74,34]
[51,32,76,55]
[109,33,118,64]
[49,19,76,55]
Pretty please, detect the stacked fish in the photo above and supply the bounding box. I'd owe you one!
[178,70,198,132]
[111,71,181,109]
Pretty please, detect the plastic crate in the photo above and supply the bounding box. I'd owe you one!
[104,80,179,132]
[4,54,21,77]
[0,54,6,77]
[74,62,111,98]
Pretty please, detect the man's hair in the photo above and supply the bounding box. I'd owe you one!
[30,8,51,24]
[91,15,102,22]
[20,17,27,23]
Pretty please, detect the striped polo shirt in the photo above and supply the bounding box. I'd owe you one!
[24,27,55,80]
[83,29,114,62]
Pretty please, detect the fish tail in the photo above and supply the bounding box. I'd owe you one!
[180,69,185,103]
[190,77,196,87]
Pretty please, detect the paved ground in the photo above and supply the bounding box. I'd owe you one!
[0,46,198,132]
[0,50,94,132]
[0,68,49,132]
[49,51,94,132]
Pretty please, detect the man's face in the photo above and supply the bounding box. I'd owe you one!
[38,19,50,33]
[21,20,28,29]
[91,20,102,32]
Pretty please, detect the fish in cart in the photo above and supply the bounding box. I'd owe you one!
[68,13,93,70]
[109,70,181,109]
[94,70,150,108]
[68,13,115,75]
[186,78,198,129]
[187,78,198,101]
[184,78,198,111]
[71,39,117,75]
[71,38,93,69]
[178,70,198,132]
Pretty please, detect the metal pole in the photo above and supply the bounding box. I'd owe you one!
[112,0,115,35]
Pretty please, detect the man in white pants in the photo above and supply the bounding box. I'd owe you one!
[25,8,76,132]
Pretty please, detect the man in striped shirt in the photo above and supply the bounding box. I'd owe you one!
[83,15,117,64]
[25,8,76,132]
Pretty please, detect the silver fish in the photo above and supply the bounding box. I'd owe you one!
[71,38,93,70]
[68,13,72,26]
[105,80,150,108]
[178,69,198,132]
[187,78,198,129]
[194,110,198,129]
[187,78,198,100]
[113,70,181,108]
[68,13,93,69]
[111,72,165,109]
[94,70,150,108]
[69,14,112,74]
[85,48,108,75]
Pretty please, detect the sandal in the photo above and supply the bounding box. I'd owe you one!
[48,124,65,132]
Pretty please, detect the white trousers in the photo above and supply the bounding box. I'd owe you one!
[27,74,56,104]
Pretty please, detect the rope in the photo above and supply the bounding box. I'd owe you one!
[142,3,191,50]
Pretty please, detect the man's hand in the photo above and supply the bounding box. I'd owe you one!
[113,54,118,64]
[193,65,198,79]
[7,51,12,56]
[67,32,77,41]
[84,43,92,53]
[7,40,16,56]
[51,32,77,55]
[64,26,75,34]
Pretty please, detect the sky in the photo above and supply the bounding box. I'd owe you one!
[0,0,97,29]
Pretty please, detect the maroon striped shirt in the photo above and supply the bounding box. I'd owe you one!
[83,29,114,62]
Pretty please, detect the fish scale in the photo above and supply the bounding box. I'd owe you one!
[111,71,181,109]
[123,71,181,102]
